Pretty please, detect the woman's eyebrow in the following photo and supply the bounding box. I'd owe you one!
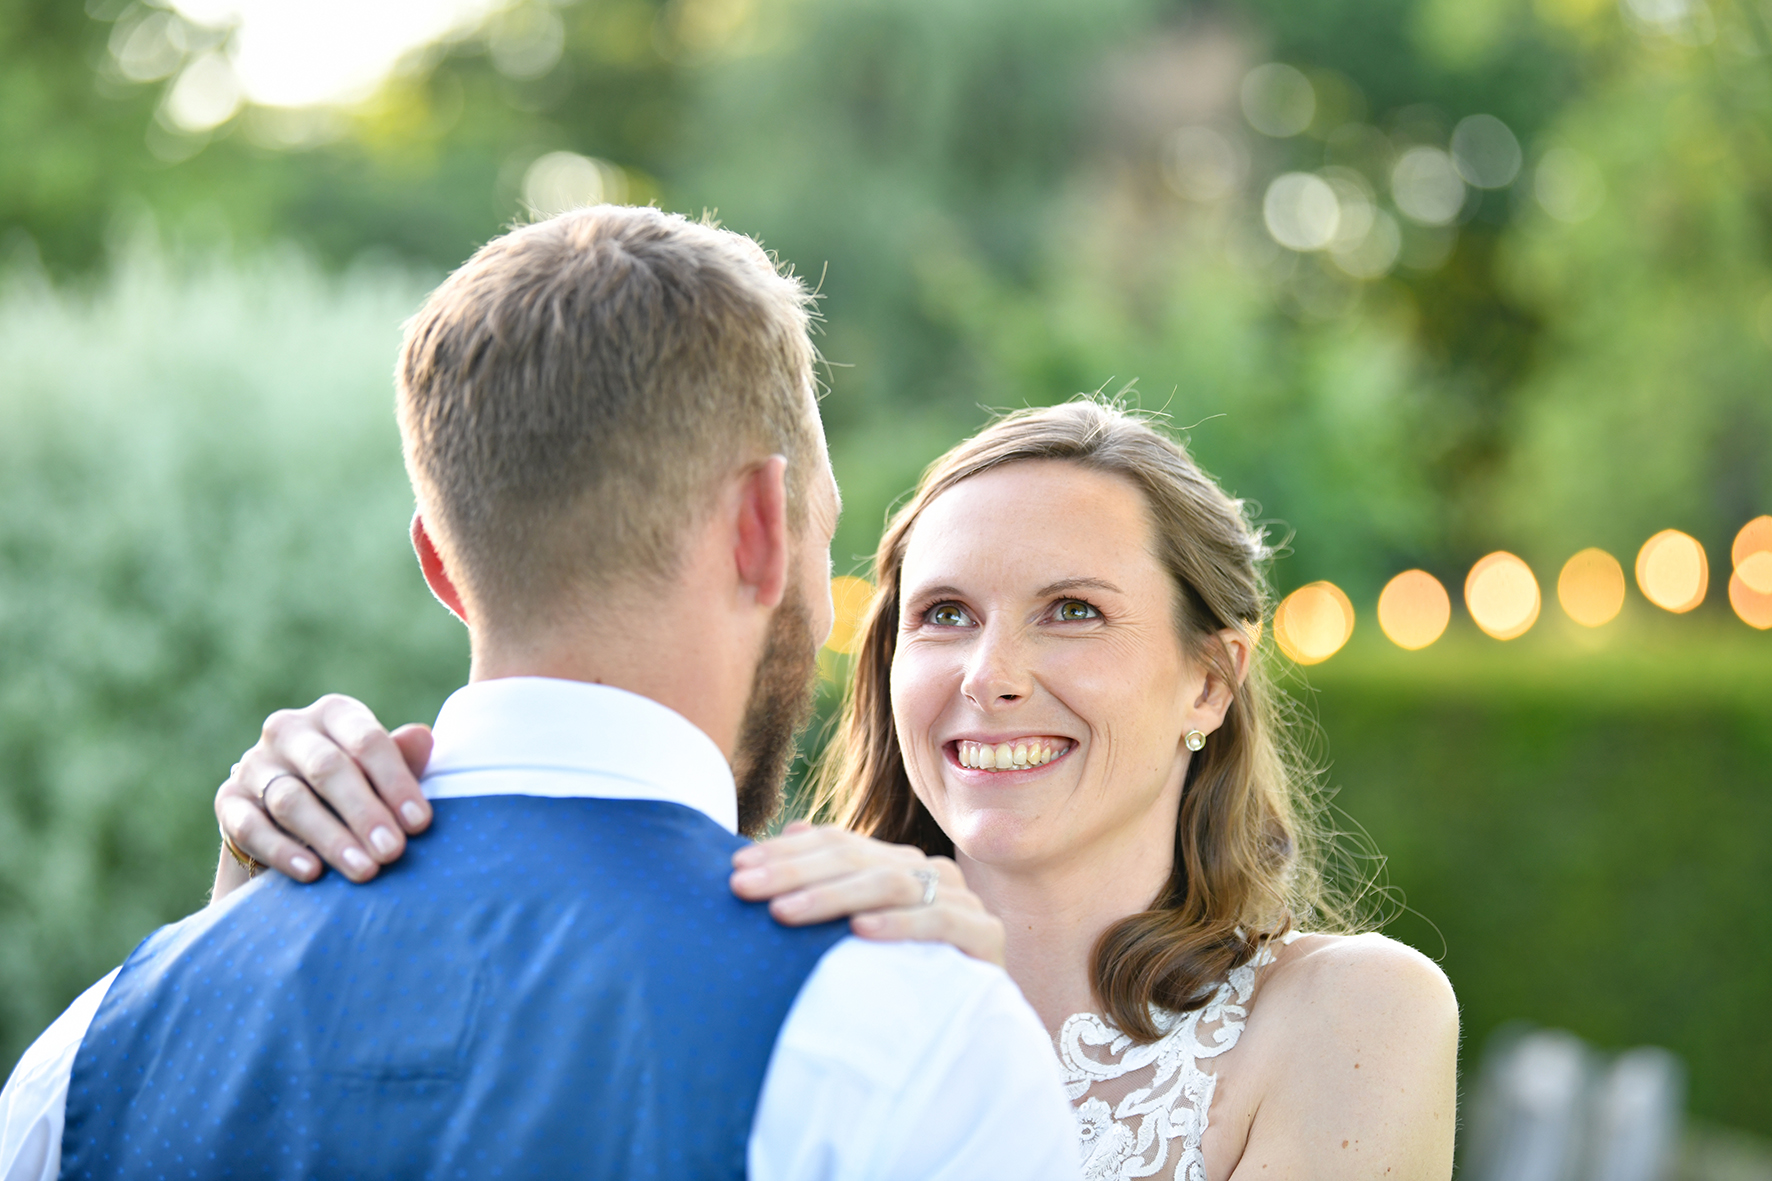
[904,583,967,603]
[1037,577,1125,598]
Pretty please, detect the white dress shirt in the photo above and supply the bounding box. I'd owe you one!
[1,677,1082,1181]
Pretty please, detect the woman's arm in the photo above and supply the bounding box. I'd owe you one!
[1226,933,1459,1180]
[211,699,1007,965]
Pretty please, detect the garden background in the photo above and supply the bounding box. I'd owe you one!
[3,0,1770,1166]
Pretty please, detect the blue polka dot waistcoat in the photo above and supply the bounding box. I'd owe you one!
[60,796,850,1180]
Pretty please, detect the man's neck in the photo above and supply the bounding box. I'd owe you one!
[466,597,759,764]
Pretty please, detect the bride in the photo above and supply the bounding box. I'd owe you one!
[213,399,1459,1180]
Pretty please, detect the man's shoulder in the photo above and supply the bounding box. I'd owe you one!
[754,939,1083,1180]
[782,937,1045,1083]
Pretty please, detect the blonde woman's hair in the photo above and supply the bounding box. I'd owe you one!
[813,397,1332,1041]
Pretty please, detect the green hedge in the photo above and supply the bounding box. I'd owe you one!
[1306,620,1772,1135]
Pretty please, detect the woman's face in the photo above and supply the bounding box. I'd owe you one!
[890,459,1232,878]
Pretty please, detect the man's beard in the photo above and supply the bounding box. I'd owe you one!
[730,580,820,837]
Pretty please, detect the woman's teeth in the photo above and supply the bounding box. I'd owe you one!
[956,739,1070,771]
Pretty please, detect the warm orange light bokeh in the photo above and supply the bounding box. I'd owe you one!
[1730,517,1772,627]
[1556,548,1625,628]
[1376,570,1450,650]
[1732,515,1772,569]
[1274,581,1354,664]
[1465,552,1540,640]
[1729,569,1772,629]
[824,575,875,654]
[1737,550,1772,595]
[1635,529,1708,613]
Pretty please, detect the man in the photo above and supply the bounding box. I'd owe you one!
[0,206,1081,1179]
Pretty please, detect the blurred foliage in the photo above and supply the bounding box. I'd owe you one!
[2,0,1771,1146]
[0,251,463,1064]
[6,0,1767,586]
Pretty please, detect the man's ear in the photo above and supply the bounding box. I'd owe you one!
[733,456,791,610]
[411,512,470,626]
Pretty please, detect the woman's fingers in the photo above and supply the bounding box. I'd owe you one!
[731,824,921,895]
[256,765,382,882]
[850,905,1007,967]
[390,723,436,794]
[765,864,939,923]
[262,696,415,868]
[217,790,320,882]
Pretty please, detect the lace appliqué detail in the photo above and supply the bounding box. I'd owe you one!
[1056,938,1289,1181]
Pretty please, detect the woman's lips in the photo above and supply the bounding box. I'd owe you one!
[950,737,1075,772]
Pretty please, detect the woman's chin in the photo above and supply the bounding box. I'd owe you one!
[943,808,1062,871]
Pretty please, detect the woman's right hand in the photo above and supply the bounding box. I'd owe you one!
[214,695,433,895]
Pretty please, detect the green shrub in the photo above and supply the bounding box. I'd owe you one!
[0,247,465,1068]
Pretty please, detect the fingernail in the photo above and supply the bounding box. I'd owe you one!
[774,894,808,916]
[290,854,317,877]
[369,826,399,856]
[341,847,373,876]
[399,801,427,828]
[731,868,766,890]
[732,846,764,867]
[853,914,883,932]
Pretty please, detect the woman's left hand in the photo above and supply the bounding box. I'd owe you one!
[730,822,1005,967]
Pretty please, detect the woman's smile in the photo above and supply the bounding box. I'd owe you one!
[950,737,1075,772]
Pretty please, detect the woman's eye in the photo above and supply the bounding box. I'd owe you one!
[928,603,971,627]
[1056,600,1099,621]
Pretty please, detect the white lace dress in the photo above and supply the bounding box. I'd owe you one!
[1055,935,1297,1181]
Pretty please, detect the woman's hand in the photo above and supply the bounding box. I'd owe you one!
[213,694,433,900]
[730,822,1006,966]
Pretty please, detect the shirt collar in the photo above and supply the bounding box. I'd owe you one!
[421,676,739,834]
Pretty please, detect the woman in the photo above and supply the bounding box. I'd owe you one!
[215,399,1459,1179]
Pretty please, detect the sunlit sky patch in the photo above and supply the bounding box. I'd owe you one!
[170,0,505,108]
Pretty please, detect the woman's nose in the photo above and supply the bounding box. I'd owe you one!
[960,626,1032,707]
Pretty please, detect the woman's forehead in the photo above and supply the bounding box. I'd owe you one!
[901,461,1161,589]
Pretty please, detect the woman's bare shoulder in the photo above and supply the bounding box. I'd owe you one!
[1213,933,1459,1179]
[1260,930,1457,1026]
[1237,931,1459,1085]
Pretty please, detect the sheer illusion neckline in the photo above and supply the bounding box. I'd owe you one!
[1055,932,1301,1181]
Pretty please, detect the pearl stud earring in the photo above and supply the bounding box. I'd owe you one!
[1184,730,1206,751]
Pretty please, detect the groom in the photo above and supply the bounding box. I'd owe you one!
[0,207,1081,1178]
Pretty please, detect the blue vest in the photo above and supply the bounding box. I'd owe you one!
[61,796,849,1179]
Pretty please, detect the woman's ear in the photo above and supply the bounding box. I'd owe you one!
[411,512,471,626]
[1187,627,1252,733]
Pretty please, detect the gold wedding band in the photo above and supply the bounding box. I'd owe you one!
[220,823,265,879]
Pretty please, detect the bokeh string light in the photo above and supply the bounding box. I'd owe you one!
[823,576,875,655]
[1377,570,1450,650]
[1274,582,1354,664]
[1730,516,1772,629]
[1466,552,1541,640]
[1557,548,1625,628]
[1636,529,1708,613]
[975,520,1772,669]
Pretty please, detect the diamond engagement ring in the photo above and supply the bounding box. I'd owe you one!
[911,868,939,907]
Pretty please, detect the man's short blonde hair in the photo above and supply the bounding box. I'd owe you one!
[396,206,818,631]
